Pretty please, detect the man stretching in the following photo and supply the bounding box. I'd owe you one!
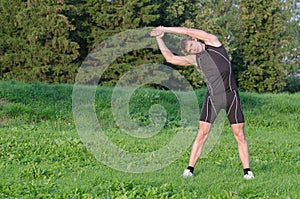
[150,26,254,180]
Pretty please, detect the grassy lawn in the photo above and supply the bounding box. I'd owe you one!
[0,80,299,198]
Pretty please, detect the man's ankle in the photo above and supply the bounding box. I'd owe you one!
[187,166,194,174]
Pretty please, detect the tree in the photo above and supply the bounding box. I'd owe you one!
[0,0,25,78]
[233,0,297,92]
[286,0,300,75]
[0,0,298,91]
[151,0,198,27]
[0,0,80,83]
[73,0,161,86]
[83,0,160,50]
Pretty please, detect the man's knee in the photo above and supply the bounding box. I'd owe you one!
[195,122,211,142]
[198,128,210,136]
[232,123,246,142]
[235,132,246,143]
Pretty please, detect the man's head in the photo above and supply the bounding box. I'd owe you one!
[180,37,205,54]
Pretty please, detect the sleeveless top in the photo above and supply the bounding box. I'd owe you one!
[196,44,237,96]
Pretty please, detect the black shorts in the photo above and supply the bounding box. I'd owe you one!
[200,90,245,124]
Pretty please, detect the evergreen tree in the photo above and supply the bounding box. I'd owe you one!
[0,0,298,90]
[234,0,296,92]
[286,0,300,75]
[76,0,161,86]
[0,0,80,83]
[84,0,160,50]
[152,0,198,27]
[0,0,25,79]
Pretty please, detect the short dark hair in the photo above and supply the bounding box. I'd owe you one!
[180,37,193,52]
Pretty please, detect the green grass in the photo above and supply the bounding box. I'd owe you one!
[0,80,299,198]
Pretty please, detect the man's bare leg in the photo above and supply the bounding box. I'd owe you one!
[188,121,211,167]
[231,123,250,168]
[183,121,211,177]
[231,123,254,179]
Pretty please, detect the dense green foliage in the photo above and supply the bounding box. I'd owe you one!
[0,0,80,83]
[236,0,298,92]
[0,0,299,92]
[0,80,299,198]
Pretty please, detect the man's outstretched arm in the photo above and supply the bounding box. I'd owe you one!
[155,26,222,47]
[150,30,196,66]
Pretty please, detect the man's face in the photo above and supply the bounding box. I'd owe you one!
[185,40,204,54]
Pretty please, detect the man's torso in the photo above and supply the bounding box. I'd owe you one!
[195,45,237,95]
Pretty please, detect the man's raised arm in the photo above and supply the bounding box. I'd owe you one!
[150,29,195,66]
[155,26,222,47]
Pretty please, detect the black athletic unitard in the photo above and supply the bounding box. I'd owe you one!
[196,45,244,124]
